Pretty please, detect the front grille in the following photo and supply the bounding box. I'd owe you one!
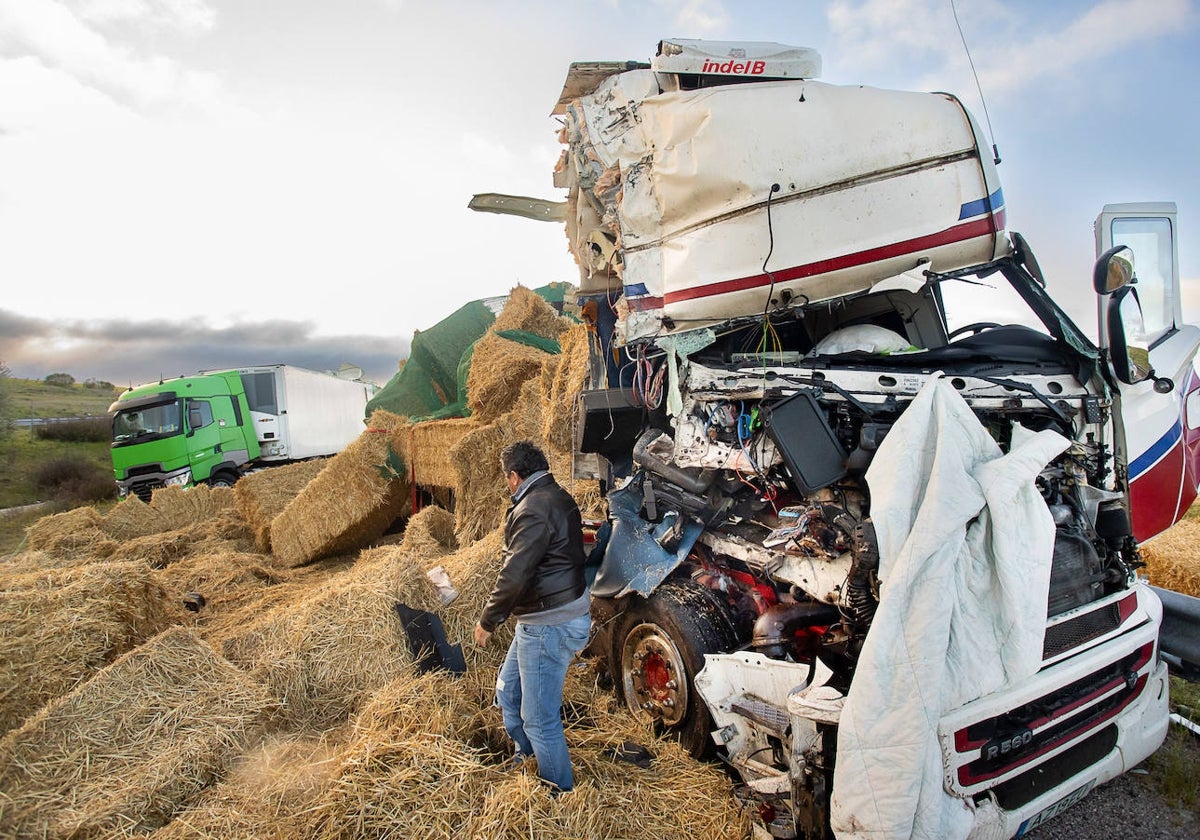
[990,725,1118,810]
[129,480,162,502]
[125,463,162,478]
[955,641,1152,785]
[1042,593,1135,660]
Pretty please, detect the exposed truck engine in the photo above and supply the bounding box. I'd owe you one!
[548,39,1196,840]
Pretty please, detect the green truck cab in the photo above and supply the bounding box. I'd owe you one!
[109,364,375,501]
[110,371,259,499]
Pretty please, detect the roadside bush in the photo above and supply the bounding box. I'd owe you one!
[35,416,112,442]
[32,455,117,504]
[44,372,76,387]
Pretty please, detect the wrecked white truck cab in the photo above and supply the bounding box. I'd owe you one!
[506,39,1194,840]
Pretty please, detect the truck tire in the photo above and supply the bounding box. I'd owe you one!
[207,470,239,488]
[612,578,741,758]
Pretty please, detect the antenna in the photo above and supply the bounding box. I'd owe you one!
[950,0,1001,165]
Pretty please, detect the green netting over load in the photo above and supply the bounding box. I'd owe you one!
[364,284,575,422]
[364,300,495,420]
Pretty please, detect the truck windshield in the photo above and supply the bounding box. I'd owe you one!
[112,401,183,445]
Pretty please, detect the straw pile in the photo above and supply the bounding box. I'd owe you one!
[297,654,748,839]
[1141,517,1200,598]
[0,560,183,735]
[423,526,507,650]
[148,735,340,840]
[233,459,330,552]
[109,526,198,568]
[0,627,275,839]
[300,669,507,839]
[269,411,411,568]
[101,485,237,542]
[221,545,440,729]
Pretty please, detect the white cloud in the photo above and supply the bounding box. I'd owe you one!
[973,0,1193,96]
[825,0,1195,97]
[72,0,216,32]
[0,0,220,110]
[656,0,728,34]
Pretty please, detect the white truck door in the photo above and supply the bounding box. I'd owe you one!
[1096,202,1200,541]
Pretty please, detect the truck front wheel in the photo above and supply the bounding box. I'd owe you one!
[613,579,741,758]
[207,470,239,488]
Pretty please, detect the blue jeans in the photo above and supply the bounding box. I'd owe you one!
[495,613,591,791]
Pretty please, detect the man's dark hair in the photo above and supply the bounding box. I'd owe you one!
[501,440,549,479]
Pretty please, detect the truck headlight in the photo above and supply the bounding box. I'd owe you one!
[164,469,192,488]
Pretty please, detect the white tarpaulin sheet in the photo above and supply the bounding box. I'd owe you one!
[830,376,1069,839]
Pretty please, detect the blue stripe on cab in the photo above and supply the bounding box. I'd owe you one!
[958,188,1005,221]
[1130,419,1182,479]
[624,283,651,297]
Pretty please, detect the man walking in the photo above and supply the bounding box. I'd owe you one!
[474,440,591,793]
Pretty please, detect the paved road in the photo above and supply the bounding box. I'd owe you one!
[1025,767,1198,839]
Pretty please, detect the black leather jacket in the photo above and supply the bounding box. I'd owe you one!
[478,473,586,633]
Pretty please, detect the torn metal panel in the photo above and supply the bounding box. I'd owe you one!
[467,193,567,222]
[551,60,650,116]
[590,474,704,599]
[558,70,1008,341]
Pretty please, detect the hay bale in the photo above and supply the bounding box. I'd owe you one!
[25,506,106,550]
[233,459,330,552]
[0,627,275,839]
[151,484,237,530]
[492,284,571,340]
[269,411,411,568]
[221,548,440,728]
[148,735,339,840]
[19,506,118,567]
[1142,518,1200,598]
[450,421,509,544]
[465,332,553,424]
[541,322,592,453]
[0,560,183,735]
[394,416,481,490]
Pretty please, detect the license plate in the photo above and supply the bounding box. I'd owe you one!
[1016,780,1095,836]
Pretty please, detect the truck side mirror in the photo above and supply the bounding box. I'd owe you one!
[1094,245,1135,295]
[1107,286,1173,391]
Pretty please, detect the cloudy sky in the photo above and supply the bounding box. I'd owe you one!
[1,0,1197,387]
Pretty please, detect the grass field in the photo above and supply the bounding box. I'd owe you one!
[0,377,122,553]
[2,377,123,421]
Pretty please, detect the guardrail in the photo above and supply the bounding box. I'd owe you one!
[11,417,96,428]
[1151,585,1200,681]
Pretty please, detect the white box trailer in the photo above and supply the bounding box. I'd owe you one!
[223,364,375,462]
